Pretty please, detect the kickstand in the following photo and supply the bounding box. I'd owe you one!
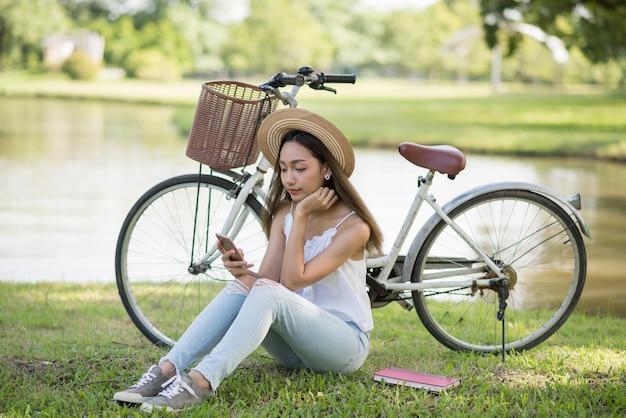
[494,278,509,363]
[500,307,506,363]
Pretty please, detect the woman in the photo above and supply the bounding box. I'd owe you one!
[113,108,383,413]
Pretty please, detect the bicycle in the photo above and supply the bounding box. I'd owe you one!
[115,66,590,356]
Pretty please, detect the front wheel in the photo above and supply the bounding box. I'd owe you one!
[115,174,266,347]
[411,189,586,353]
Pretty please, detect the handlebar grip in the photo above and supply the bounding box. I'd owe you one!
[321,73,356,84]
[272,73,305,87]
[277,74,298,85]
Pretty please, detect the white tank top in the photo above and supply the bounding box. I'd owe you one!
[283,207,374,332]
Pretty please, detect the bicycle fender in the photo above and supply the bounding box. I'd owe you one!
[401,182,591,282]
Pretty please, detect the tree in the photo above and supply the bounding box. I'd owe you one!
[166,2,228,75]
[223,0,335,76]
[135,19,193,74]
[80,4,195,78]
[0,0,69,69]
[301,0,365,71]
[480,0,626,63]
[380,2,464,78]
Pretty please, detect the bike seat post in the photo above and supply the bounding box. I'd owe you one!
[423,170,436,184]
[416,171,436,200]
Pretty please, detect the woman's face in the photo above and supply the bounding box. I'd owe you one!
[278,141,329,202]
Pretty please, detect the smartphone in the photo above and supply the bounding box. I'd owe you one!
[215,233,242,261]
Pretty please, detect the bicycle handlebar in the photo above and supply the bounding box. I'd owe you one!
[259,66,356,94]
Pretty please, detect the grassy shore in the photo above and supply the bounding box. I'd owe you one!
[1,282,624,416]
[1,71,625,161]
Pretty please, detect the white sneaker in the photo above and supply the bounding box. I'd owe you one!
[140,374,215,413]
[113,365,170,404]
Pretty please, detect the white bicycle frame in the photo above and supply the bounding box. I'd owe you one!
[193,153,590,293]
[191,82,591,295]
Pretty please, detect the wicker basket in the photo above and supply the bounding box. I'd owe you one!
[186,81,278,169]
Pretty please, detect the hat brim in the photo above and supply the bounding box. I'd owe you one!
[257,108,354,177]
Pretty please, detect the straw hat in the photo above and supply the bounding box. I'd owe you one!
[257,108,355,177]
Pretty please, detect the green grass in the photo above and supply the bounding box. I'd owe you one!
[1,282,624,417]
[1,72,625,160]
[317,93,626,157]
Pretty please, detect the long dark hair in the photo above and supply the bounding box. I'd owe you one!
[262,130,383,256]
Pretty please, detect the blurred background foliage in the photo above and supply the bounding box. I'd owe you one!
[0,0,624,86]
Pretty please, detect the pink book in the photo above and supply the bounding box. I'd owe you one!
[373,367,461,392]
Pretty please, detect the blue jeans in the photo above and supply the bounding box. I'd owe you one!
[162,279,370,390]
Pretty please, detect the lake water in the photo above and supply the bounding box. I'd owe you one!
[0,97,624,316]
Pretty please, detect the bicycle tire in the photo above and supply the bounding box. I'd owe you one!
[411,189,586,353]
[115,174,266,347]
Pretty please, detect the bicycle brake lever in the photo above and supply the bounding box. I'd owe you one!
[309,83,336,94]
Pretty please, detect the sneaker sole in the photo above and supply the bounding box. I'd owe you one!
[113,392,155,404]
[140,402,175,413]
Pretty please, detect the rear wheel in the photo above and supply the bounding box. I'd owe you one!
[411,189,586,353]
[115,174,266,347]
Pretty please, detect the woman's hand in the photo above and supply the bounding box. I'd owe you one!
[217,242,257,286]
[295,187,338,217]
